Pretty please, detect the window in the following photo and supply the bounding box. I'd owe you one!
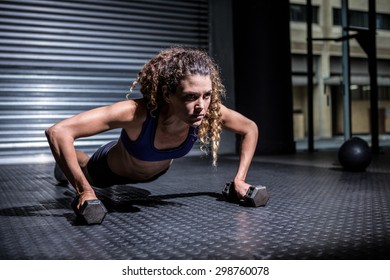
[333,8,390,30]
[290,4,319,23]
[377,13,390,30]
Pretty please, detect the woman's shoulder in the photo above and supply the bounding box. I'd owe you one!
[112,99,148,127]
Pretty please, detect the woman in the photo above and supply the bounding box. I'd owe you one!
[45,47,258,210]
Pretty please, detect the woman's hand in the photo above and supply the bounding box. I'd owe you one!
[233,178,252,199]
[75,190,97,210]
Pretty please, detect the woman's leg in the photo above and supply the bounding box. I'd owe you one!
[54,150,93,185]
[76,150,94,185]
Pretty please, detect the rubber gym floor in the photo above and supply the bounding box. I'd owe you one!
[0,150,390,260]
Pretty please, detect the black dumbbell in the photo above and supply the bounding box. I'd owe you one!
[222,181,269,207]
[71,196,107,225]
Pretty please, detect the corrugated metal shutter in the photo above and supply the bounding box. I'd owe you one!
[0,0,209,164]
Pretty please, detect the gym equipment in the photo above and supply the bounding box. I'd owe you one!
[338,137,372,172]
[222,181,269,207]
[71,196,107,225]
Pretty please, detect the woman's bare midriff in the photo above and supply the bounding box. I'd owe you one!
[106,139,172,181]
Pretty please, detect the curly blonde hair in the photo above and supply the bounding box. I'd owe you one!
[128,47,226,166]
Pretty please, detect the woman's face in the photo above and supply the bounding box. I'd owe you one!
[168,74,212,127]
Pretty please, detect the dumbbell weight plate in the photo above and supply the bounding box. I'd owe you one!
[244,185,269,207]
[71,196,107,225]
[79,199,107,224]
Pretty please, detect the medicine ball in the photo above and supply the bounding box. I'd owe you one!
[338,137,372,172]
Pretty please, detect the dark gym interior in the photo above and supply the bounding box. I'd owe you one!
[1,0,390,260]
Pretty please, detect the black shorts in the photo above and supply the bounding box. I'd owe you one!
[87,141,168,188]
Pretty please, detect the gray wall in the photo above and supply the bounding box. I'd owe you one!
[0,0,209,163]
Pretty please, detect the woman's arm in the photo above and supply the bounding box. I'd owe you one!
[45,100,139,202]
[220,104,259,198]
